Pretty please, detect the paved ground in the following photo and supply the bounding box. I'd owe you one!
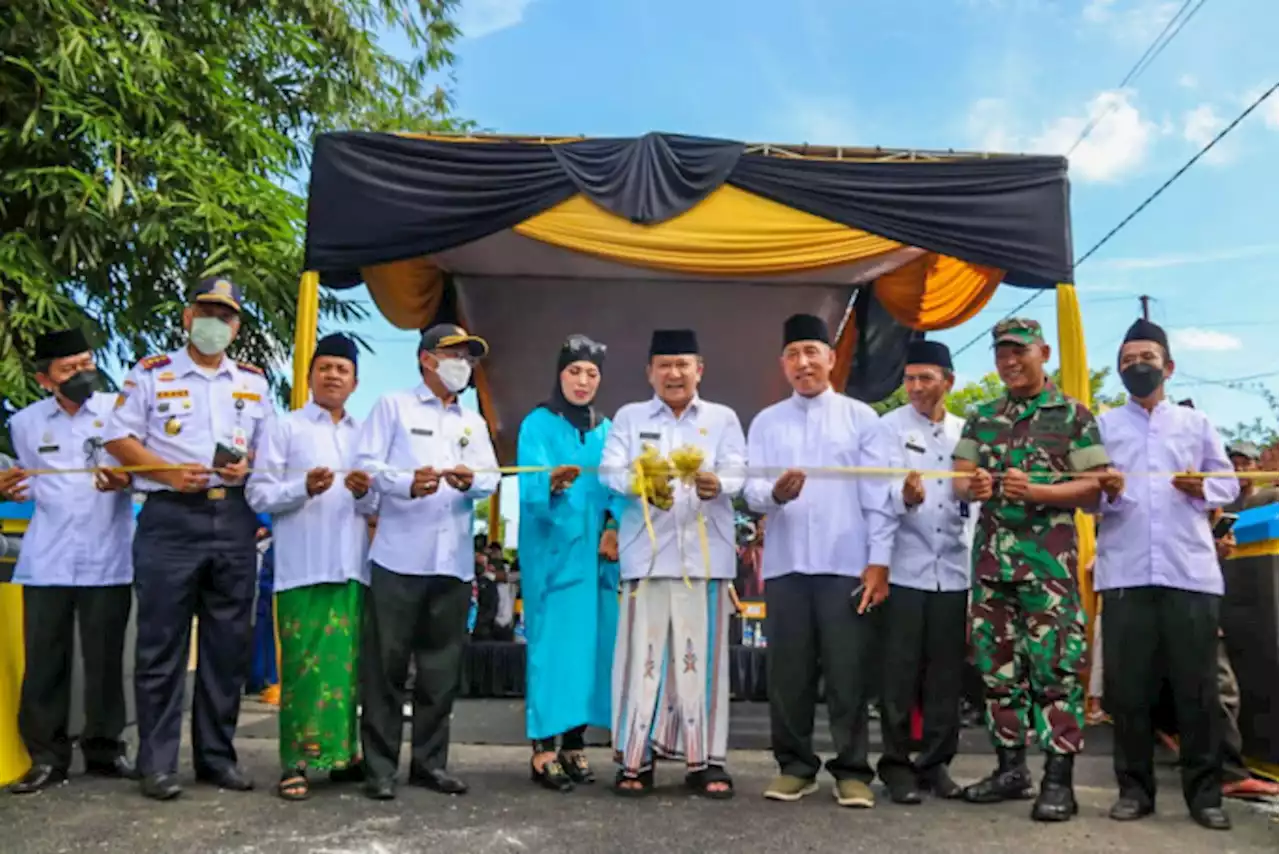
[4,736,1276,854]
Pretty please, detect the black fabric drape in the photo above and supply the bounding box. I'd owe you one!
[304,131,1073,289]
[551,132,743,224]
[845,286,921,404]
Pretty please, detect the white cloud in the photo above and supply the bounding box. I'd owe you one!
[1177,73,1198,90]
[1034,91,1157,182]
[455,0,534,39]
[1082,0,1182,44]
[1181,103,1234,164]
[1240,83,1280,131]
[1169,327,1244,353]
[1094,244,1280,270]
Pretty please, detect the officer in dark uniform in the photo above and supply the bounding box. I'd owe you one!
[104,277,272,801]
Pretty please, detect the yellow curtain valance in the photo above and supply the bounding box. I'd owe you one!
[363,257,446,330]
[513,185,904,276]
[874,253,1002,331]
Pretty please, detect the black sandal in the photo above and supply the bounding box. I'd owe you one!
[531,756,574,792]
[278,771,310,801]
[558,750,595,784]
[613,768,654,797]
[685,765,734,800]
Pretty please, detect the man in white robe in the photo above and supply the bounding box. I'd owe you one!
[601,328,746,799]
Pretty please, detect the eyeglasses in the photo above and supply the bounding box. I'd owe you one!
[564,334,606,357]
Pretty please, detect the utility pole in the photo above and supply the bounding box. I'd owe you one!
[1139,294,1151,320]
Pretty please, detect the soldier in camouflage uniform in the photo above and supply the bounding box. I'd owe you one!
[951,319,1110,822]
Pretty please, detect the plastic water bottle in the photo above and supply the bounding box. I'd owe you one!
[742,622,754,647]
[466,598,477,633]
[755,625,768,649]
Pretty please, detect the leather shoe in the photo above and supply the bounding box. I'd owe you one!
[919,766,963,800]
[140,773,183,801]
[409,767,468,795]
[195,766,254,791]
[1191,806,1232,831]
[8,764,68,794]
[86,755,139,780]
[884,775,923,805]
[364,777,397,801]
[1109,795,1153,821]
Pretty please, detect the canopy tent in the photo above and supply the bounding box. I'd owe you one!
[295,131,1083,462]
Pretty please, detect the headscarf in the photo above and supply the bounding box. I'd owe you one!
[540,334,607,436]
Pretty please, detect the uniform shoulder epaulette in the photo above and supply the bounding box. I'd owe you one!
[236,360,265,377]
[139,354,171,371]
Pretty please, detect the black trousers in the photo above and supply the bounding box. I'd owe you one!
[1102,586,1222,812]
[765,573,876,783]
[132,492,257,777]
[361,565,471,782]
[18,585,132,770]
[877,585,967,781]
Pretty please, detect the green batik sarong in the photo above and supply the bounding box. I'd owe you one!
[277,580,363,772]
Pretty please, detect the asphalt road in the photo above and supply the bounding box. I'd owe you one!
[3,739,1276,854]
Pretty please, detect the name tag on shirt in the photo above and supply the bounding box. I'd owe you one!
[231,426,249,451]
[38,444,60,454]
[905,441,926,454]
[639,431,661,441]
[156,389,189,400]
[411,428,433,437]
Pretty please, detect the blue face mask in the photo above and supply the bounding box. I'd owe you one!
[189,317,234,356]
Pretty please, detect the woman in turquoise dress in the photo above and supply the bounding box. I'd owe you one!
[517,334,623,792]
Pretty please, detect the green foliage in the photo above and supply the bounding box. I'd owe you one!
[872,368,1127,417]
[0,0,470,433]
[1220,417,1279,450]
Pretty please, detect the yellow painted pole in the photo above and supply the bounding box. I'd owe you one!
[0,582,31,785]
[262,271,322,707]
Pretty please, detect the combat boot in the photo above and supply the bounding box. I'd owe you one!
[962,747,1034,804]
[1030,754,1078,822]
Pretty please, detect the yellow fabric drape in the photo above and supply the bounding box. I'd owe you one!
[0,583,30,785]
[514,186,905,276]
[875,253,1003,330]
[1055,284,1099,661]
[290,271,321,411]
[363,258,445,330]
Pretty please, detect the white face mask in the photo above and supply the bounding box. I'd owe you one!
[435,357,472,393]
[189,316,234,356]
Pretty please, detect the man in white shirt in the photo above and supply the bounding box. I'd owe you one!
[353,324,500,800]
[877,339,974,804]
[6,327,136,794]
[246,333,377,802]
[744,314,897,809]
[601,329,746,799]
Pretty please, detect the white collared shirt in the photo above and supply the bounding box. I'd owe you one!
[10,392,134,586]
[744,388,898,580]
[104,347,273,490]
[354,385,499,579]
[246,401,377,592]
[881,405,976,592]
[600,395,746,581]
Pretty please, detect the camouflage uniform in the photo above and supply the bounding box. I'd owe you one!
[953,319,1110,756]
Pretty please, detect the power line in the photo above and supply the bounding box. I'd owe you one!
[952,81,1279,358]
[1066,0,1208,156]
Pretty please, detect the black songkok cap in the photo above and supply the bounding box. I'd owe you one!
[649,329,699,357]
[312,333,358,370]
[782,314,830,348]
[33,328,90,362]
[905,339,953,371]
[1122,318,1170,357]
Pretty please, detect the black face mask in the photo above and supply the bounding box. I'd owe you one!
[57,369,99,406]
[1120,363,1164,399]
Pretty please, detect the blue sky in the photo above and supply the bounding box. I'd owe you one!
[333,0,1279,536]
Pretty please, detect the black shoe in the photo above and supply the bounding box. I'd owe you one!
[531,756,574,793]
[1191,806,1232,831]
[140,773,183,801]
[8,764,68,794]
[409,767,468,795]
[364,777,397,801]
[195,766,254,791]
[1030,754,1078,822]
[963,747,1034,804]
[1109,795,1154,821]
[558,750,595,785]
[329,761,365,784]
[85,755,138,780]
[884,774,923,805]
[919,766,963,800]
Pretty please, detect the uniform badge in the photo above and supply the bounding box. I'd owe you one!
[93,420,104,428]
[164,417,182,436]
[157,372,175,382]
[460,426,471,448]
[158,403,170,413]
[235,398,245,411]
[699,427,708,436]
[42,432,53,444]
[183,400,192,411]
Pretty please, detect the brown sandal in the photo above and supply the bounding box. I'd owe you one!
[278,771,310,801]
